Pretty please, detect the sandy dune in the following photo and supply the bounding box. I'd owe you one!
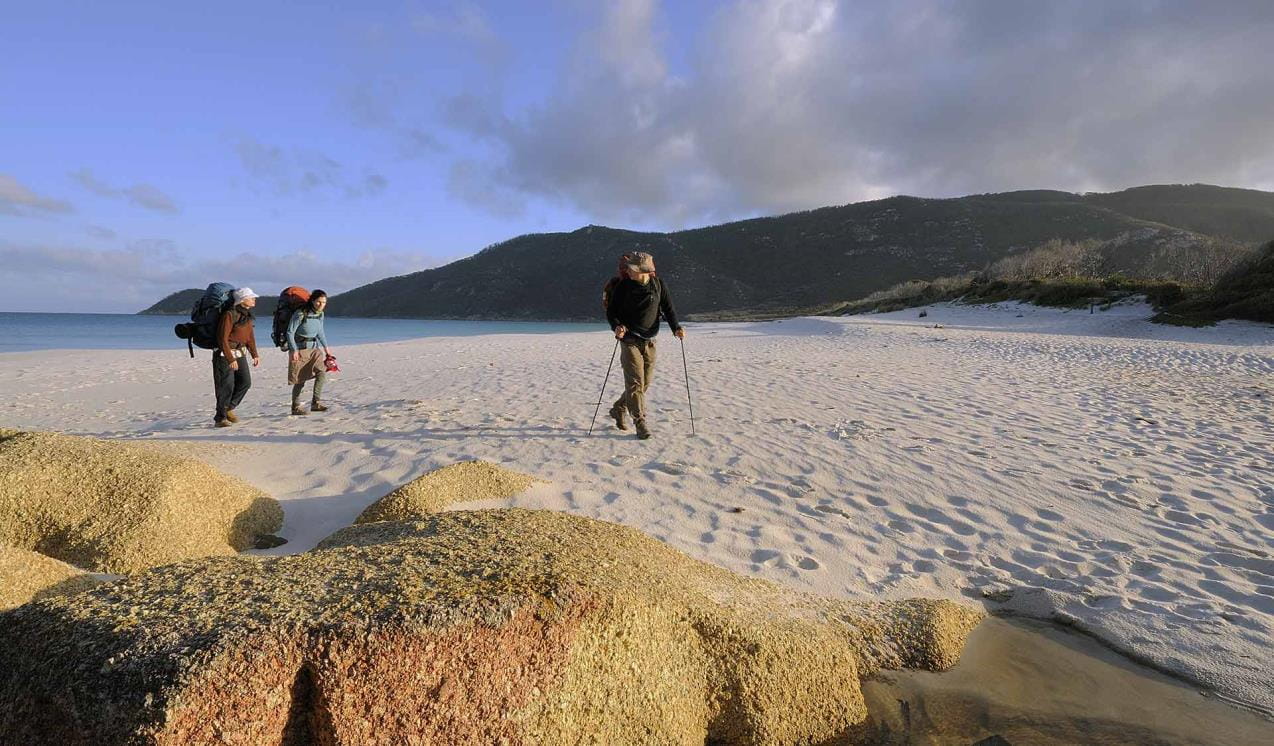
[1,301,1270,713]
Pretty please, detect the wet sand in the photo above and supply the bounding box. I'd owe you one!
[862,615,1274,744]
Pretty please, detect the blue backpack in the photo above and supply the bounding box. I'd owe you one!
[174,282,234,357]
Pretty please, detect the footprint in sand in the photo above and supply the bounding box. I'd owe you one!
[751,549,821,571]
[814,504,850,519]
[713,468,754,485]
[830,420,882,441]
[787,477,815,496]
[1216,541,1269,559]
[1083,594,1124,610]
[649,461,692,476]
[1036,508,1064,522]
[797,556,821,570]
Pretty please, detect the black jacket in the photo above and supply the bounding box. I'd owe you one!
[606,276,681,340]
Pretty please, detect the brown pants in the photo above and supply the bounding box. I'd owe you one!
[614,338,656,423]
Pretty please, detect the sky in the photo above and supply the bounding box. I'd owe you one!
[3,0,1273,313]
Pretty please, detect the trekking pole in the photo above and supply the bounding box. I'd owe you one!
[679,337,696,436]
[587,339,621,436]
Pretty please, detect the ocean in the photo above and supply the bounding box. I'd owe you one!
[0,313,596,353]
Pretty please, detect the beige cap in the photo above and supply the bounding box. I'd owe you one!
[626,252,655,273]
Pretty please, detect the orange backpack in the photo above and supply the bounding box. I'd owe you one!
[270,286,312,350]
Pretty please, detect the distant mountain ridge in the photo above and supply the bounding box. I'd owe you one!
[140,289,278,316]
[141,184,1274,320]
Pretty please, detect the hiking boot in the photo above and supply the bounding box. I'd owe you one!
[635,420,652,440]
[224,409,239,423]
[608,403,628,430]
[291,404,308,416]
[214,418,232,428]
[310,401,329,413]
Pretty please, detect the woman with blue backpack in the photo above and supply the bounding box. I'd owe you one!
[285,289,331,415]
[213,288,260,427]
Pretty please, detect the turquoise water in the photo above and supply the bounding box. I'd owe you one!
[0,313,596,353]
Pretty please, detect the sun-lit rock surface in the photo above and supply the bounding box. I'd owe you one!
[0,429,283,573]
[0,509,980,745]
[0,544,100,610]
[355,459,537,523]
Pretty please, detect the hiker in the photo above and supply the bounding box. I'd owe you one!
[605,251,684,439]
[285,289,332,415]
[601,252,637,311]
[213,288,260,427]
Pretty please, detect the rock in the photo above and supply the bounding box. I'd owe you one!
[0,544,101,610]
[253,534,289,550]
[0,509,981,745]
[0,430,283,573]
[355,459,536,523]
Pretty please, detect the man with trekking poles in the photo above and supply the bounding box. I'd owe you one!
[602,251,685,440]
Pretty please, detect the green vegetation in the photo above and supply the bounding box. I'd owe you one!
[1153,241,1274,325]
[837,237,1272,327]
[834,275,1187,315]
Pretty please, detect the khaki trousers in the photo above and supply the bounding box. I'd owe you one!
[614,338,656,423]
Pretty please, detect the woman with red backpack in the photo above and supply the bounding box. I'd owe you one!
[285,290,332,415]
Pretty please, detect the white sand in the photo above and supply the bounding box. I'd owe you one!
[2,301,1271,713]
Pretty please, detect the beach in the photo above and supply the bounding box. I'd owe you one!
[2,301,1271,715]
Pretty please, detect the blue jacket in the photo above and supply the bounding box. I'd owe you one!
[286,310,328,352]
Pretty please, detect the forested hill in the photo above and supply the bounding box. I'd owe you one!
[144,184,1274,319]
[329,185,1272,319]
[139,289,278,316]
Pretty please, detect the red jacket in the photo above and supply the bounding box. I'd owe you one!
[217,307,259,360]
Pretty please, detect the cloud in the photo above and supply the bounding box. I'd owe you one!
[234,137,390,199]
[0,239,441,313]
[0,173,74,216]
[85,224,118,240]
[439,0,1274,226]
[70,169,180,214]
[446,159,525,217]
[341,3,505,159]
[412,2,501,50]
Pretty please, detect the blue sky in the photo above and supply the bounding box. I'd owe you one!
[3,1,1273,312]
